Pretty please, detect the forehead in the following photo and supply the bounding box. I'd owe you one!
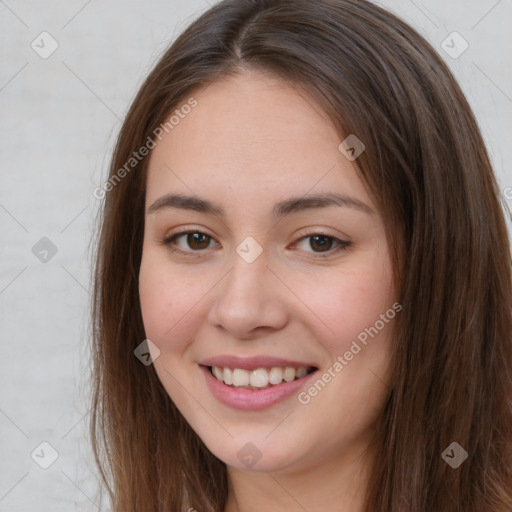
[145,71,373,213]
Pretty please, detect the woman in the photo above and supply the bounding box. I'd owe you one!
[90,1,512,510]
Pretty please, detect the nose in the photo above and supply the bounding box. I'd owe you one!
[207,248,289,339]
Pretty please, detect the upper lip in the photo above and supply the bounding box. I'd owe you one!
[199,355,317,371]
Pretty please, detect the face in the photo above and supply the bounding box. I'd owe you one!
[139,70,398,475]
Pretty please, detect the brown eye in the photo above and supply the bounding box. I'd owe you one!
[184,232,211,250]
[295,234,351,258]
[309,235,335,252]
[163,231,216,252]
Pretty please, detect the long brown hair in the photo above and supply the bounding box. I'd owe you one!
[90,1,512,510]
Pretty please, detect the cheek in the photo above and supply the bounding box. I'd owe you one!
[138,254,211,425]
[138,252,213,346]
[139,258,171,338]
[301,258,395,354]
[138,253,188,346]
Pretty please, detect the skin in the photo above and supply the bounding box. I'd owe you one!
[139,69,398,512]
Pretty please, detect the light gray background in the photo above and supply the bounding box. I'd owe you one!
[1,1,511,510]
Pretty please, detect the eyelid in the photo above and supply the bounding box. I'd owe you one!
[294,226,348,240]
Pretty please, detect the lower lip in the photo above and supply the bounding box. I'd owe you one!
[200,365,318,410]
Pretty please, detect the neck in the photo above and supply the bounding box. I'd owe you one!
[224,438,374,512]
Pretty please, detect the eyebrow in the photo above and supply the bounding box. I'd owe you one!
[147,192,375,217]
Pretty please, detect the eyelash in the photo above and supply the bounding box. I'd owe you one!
[160,229,351,259]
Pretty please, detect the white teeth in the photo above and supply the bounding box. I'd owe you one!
[296,367,307,378]
[232,368,250,387]
[268,367,284,385]
[250,368,269,388]
[283,367,296,382]
[223,367,233,385]
[211,365,312,388]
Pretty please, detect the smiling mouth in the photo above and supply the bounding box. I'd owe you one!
[206,365,317,391]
